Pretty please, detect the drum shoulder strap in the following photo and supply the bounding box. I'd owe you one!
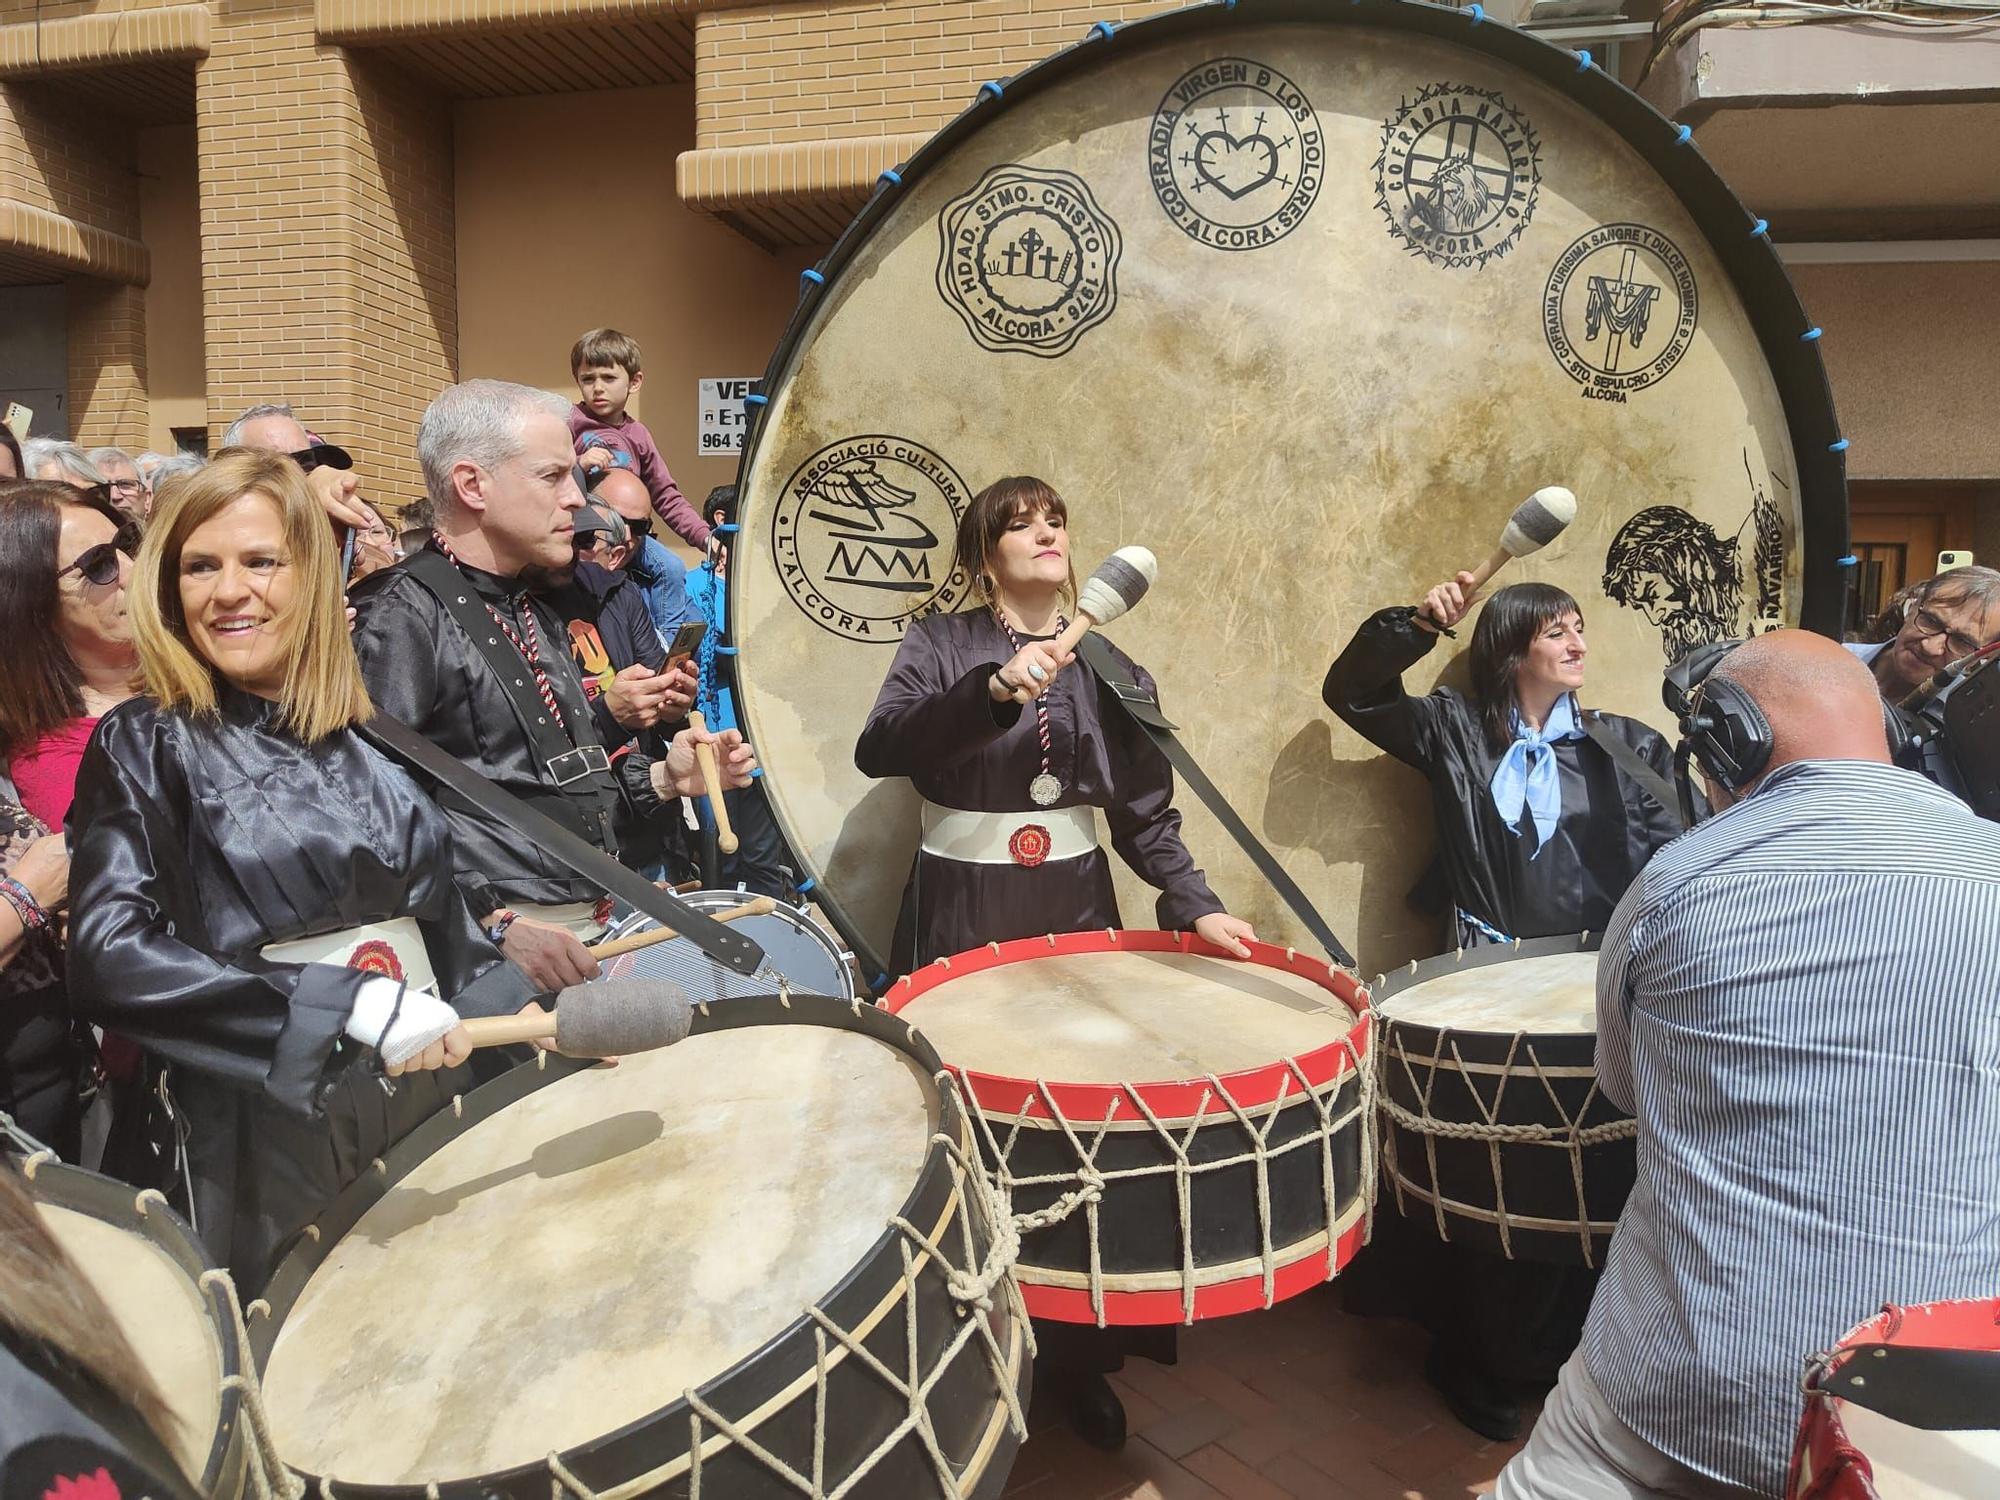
[400,549,599,771]
[1579,711,1683,828]
[1072,633,1355,968]
[356,712,766,978]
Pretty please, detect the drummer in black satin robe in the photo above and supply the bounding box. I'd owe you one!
[1321,578,1684,947]
[67,450,539,1288]
[856,475,1256,1452]
[1320,572,1685,1444]
[856,479,1252,973]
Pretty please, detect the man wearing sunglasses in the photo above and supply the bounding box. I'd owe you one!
[222,401,374,537]
[1847,563,2000,805]
[587,466,699,647]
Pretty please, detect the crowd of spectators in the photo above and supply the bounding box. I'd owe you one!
[0,327,787,1173]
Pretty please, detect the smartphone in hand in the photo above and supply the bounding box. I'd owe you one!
[665,619,706,670]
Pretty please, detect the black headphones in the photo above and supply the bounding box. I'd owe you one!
[1664,640,1773,801]
[1664,638,1913,823]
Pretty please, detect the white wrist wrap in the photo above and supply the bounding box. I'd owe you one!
[345,977,460,1067]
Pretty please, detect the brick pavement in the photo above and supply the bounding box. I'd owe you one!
[1001,1287,1535,1500]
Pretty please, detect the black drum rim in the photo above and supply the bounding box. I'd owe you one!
[730,0,1850,987]
[1370,930,1605,1062]
[1369,930,1603,1010]
[24,1158,246,1497]
[250,994,1026,1499]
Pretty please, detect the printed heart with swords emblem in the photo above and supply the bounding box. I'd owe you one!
[1192,115,1282,200]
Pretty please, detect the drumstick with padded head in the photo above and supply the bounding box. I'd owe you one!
[587,897,776,960]
[685,710,739,854]
[1415,486,1578,632]
[457,978,694,1058]
[1004,546,1157,703]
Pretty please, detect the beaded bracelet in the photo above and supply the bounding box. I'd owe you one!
[0,876,49,933]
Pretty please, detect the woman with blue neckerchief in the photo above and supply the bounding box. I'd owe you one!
[1322,574,1683,950]
[1319,573,1684,1446]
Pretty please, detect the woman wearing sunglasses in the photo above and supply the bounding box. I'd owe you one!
[64,448,541,1285]
[0,483,142,830]
[0,480,139,1157]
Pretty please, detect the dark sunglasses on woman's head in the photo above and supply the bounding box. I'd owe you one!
[58,523,141,587]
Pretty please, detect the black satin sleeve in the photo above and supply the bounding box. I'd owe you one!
[349,575,444,732]
[855,618,1022,778]
[66,707,367,1114]
[1321,606,1448,773]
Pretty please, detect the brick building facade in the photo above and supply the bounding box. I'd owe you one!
[1,0,1996,543]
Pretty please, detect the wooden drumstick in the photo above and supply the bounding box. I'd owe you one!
[1415,486,1578,633]
[686,710,739,854]
[1005,547,1158,703]
[587,897,775,959]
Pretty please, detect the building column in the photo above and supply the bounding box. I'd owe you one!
[66,278,149,449]
[195,0,455,476]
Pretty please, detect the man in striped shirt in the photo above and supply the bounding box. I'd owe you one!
[1494,631,2000,1498]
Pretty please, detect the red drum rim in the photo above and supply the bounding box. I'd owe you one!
[882,928,1372,1125]
[1791,1297,2000,1500]
[1019,1217,1375,1326]
[1818,1297,2000,1376]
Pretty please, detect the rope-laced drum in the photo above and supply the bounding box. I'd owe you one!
[1791,1299,2000,1500]
[20,1155,249,1499]
[729,0,1846,985]
[600,889,857,1003]
[1371,933,1634,1265]
[884,930,1371,1325]
[250,995,1029,1500]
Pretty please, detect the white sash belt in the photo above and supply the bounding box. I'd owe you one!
[261,917,438,993]
[920,801,1098,866]
[511,900,609,942]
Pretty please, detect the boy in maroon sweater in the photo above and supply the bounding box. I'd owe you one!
[568,327,713,550]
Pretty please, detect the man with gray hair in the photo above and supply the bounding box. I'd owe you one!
[1848,563,2000,807]
[224,400,374,535]
[350,379,746,991]
[86,446,148,521]
[21,438,106,491]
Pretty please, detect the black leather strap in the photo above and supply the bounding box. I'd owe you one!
[1073,633,1356,969]
[358,712,764,977]
[1825,1343,2000,1431]
[1579,712,1685,829]
[401,549,620,848]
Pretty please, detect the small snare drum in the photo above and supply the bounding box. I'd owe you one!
[886,929,1372,1326]
[1371,934,1636,1265]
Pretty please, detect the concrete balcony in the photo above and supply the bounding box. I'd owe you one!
[1640,17,2000,237]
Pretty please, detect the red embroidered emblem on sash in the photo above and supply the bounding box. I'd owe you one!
[348,939,405,980]
[1008,825,1052,868]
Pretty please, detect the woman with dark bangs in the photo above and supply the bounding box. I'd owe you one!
[1321,571,1684,1444]
[1323,572,1682,950]
[857,474,1253,972]
[856,474,1254,1450]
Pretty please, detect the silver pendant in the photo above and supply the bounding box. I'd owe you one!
[1029,773,1063,807]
